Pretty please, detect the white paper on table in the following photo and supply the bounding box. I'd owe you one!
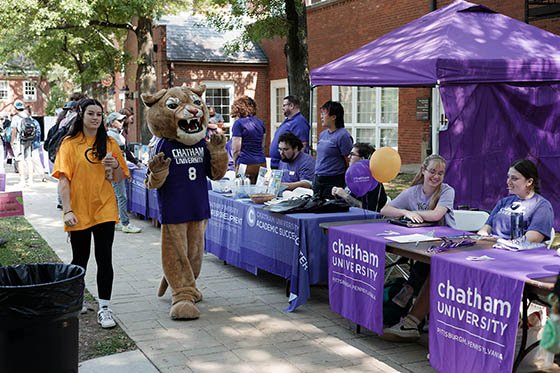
[385,234,440,243]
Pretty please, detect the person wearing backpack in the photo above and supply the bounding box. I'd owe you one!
[10,100,35,187]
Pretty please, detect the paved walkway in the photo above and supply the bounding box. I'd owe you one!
[7,169,433,373]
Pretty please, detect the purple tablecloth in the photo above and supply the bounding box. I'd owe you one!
[328,222,468,334]
[206,191,379,311]
[430,247,560,373]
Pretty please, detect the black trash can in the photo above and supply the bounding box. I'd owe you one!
[0,263,85,373]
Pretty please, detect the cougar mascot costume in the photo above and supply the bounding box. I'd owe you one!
[142,85,227,319]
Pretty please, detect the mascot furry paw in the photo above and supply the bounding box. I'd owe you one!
[142,85,227,320]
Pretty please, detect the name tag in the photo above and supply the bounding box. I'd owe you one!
[289,171,295,176]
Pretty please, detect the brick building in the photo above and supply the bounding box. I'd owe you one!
[0,71,49,119]
[116,15,270,148]
[263,0,560,164]
[119,1,559,164]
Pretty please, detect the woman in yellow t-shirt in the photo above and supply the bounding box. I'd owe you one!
[52,98,129,329]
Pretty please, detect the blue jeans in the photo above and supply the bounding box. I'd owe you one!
[111,180,129,226]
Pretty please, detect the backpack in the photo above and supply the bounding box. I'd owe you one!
[45,125,70,163]
[19,116,37,142]
[383,278,413,326]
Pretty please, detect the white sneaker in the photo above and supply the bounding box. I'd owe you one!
[81,303,88,314]
[115,223,123,231]
[381,315,420,342]
[97,307,116,328]
[122,223,141,233]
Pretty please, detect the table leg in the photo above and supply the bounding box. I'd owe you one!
[285,279,291,297]
[513,290,529,372]
[356,324,361,334]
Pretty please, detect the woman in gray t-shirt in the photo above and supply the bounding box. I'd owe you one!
[380,154,456,343]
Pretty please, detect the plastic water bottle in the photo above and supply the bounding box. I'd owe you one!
[104,152,113,181]
[510,211,523,240]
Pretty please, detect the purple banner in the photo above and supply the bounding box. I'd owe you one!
[430,247,560,372]
[328,226,386,334]
[328,223,468,334]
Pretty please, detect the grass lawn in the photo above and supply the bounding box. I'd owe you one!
[383,172,416,200]
[0,216,136,362]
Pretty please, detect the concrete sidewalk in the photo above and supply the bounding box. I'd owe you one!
[8,169,433,373]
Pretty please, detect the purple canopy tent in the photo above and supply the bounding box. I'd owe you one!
[310,0,560,228]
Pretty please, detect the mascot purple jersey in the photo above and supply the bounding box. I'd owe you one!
[152,138,211,224]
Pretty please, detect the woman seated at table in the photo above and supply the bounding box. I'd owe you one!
[331,142,387,212]
[380,154,455,342]
[477,158,553,242]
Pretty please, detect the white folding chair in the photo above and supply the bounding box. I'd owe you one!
[453,210,490,232]
[547,227,556,249]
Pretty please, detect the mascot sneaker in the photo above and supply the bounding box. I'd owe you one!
[97,307,116,329]
[122,223,142,233]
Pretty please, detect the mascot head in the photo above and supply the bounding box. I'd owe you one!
[141,85,208,145]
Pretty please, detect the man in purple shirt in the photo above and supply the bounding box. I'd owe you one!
[270,96,310,169]
[278,132,315,191]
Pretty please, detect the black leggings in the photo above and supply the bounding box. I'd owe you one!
[70,221,115,300]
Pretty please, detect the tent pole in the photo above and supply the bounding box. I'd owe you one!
[309,85,315,154]
[431,84,440,155]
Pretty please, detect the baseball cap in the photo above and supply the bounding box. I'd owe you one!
[63,101,78,110]
[106,112,126,125]
[14,100,24,110]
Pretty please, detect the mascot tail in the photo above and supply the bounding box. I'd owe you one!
[158,276,168,297]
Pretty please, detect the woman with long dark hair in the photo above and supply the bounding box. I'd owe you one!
[478,158,553,241]
[52,98,129,329]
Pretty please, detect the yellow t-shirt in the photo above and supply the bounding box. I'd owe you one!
[53,133,130,231]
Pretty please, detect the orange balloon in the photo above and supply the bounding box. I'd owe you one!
[369,147,401,183]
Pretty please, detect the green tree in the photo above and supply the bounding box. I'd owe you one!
[45,85,67,116]
[201,0,311,124]
[0,0,189,142]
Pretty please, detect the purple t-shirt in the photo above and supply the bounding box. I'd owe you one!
[153,138,211,224]
[486,193,554,240]
[231,116,266,165]
[390,183,456,227]
[224,139,235,171]
[315,128,353,176]
[270,112,310,168]
[280,152,315,185]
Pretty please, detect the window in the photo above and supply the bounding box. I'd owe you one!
[332,86,399,149]
[202,81,234,124]
[0,81,8,101]
[24,81,36,102]
[270,79,288,139]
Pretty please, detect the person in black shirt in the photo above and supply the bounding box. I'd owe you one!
[331,142,387,211]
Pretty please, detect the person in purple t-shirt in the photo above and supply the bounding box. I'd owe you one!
[313,101,354,199]
[270,96,310,169]
[230,96,266,184]
[478,158,554,241]
[278,132,315,190]
[380,154,455,343]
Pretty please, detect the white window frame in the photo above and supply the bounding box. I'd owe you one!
[23,81,37,102]
[270,79,288,140]
[202,81,234,128]
[0,81,9,101]
[332,86,399,150]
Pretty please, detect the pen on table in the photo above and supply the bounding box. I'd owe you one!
[415,240,419,247]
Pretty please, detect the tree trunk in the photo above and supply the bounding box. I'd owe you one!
[284,0,311,125]
[136,17,157,144]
